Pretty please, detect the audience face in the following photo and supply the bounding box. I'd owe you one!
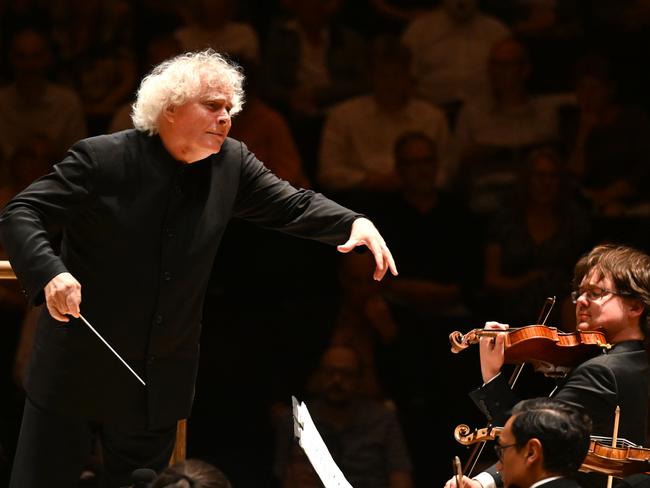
[488,40,530,98]
[338,252,380,304]
[443,0,479,23]
[318,347,361,406]
[372,60,412,108]
[395,137,439,194]
[10,29,52,80]
[290,0,341,30]
[526,153,561,207]
[576,75,613,113]
[188,0,233,28]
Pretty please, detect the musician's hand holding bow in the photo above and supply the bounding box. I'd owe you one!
[444,474,483,488]
[479,321,509,383]
[44,272,81,322]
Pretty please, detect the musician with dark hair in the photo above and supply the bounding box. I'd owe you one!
[496,397,593,488]
[445,243,650,488]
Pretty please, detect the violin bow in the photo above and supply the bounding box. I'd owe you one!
[453,455,463,488]
[606,406,621,488]
[507,296,556,386]
[463,297,557,476]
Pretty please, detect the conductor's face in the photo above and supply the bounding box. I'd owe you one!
[163,89,233,162]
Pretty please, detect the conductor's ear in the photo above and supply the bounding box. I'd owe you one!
[162,105,176,123]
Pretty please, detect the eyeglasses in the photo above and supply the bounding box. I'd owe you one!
[494,442,519,460]
[571,286,632,304]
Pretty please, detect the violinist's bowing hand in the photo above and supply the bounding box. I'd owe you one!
[444,474,483,488]
[479,321,509,383]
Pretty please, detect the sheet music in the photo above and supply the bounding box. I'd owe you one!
[291,396,354,488]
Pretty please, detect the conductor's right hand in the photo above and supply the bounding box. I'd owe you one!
[44,272,81,322]
[444,474,483,488]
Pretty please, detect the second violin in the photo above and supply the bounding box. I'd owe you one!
[455,422,650,479]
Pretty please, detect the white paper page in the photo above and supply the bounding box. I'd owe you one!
[292,396,354,488]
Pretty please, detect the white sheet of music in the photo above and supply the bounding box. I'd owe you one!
[292,396,354,488]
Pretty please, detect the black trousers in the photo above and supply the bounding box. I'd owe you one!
[9,397,176,488]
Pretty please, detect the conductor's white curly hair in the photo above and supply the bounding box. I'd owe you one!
[131,49,245,135]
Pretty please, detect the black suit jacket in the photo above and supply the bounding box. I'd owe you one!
[0,130,362,428]
[470,341,649,445]
[470,341,649,488]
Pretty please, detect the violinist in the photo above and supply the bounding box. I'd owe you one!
[493,397,592,488]
[445,243,650,488]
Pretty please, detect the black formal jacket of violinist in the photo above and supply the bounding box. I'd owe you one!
[470,340,650,487]
[0,130,362,429]
[539,477,584,488]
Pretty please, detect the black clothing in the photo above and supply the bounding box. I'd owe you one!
[9,397,175,488]
[0,130,361,430]
[470,340,650,488]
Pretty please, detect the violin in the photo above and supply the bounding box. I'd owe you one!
[454,423,650,478]
[449,324,611,377]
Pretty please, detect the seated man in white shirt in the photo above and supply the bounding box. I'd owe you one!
[318,35,450,195]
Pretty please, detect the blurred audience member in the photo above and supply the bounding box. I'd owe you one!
[53,0,137,134]
[452,37,573,215]
[377,131,477,321]
[0,28,86,162]
[262,0,368,180]
[329,251,398,399]
[0,135,56,207]
[334,0,436,37]
[370,131,481,487]
[108,34,184,134]
[273,345,413,488]
[482,146,592,328]
[500,0,584,93]
[173,0,260,62]
[562,53,650,217]
[401,0,510,110]
[229,57,310,188]
[317,36,450,198]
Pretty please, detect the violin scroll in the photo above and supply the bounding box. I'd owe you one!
[449,330,472,353]
[449,328,495,353]
[454,424,502,446]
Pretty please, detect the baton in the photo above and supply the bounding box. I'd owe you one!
[79,314,146,386]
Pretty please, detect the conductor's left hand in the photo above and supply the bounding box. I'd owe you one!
[337,217,398,281]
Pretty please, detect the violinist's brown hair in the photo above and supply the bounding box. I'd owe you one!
[573,243,650,335]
